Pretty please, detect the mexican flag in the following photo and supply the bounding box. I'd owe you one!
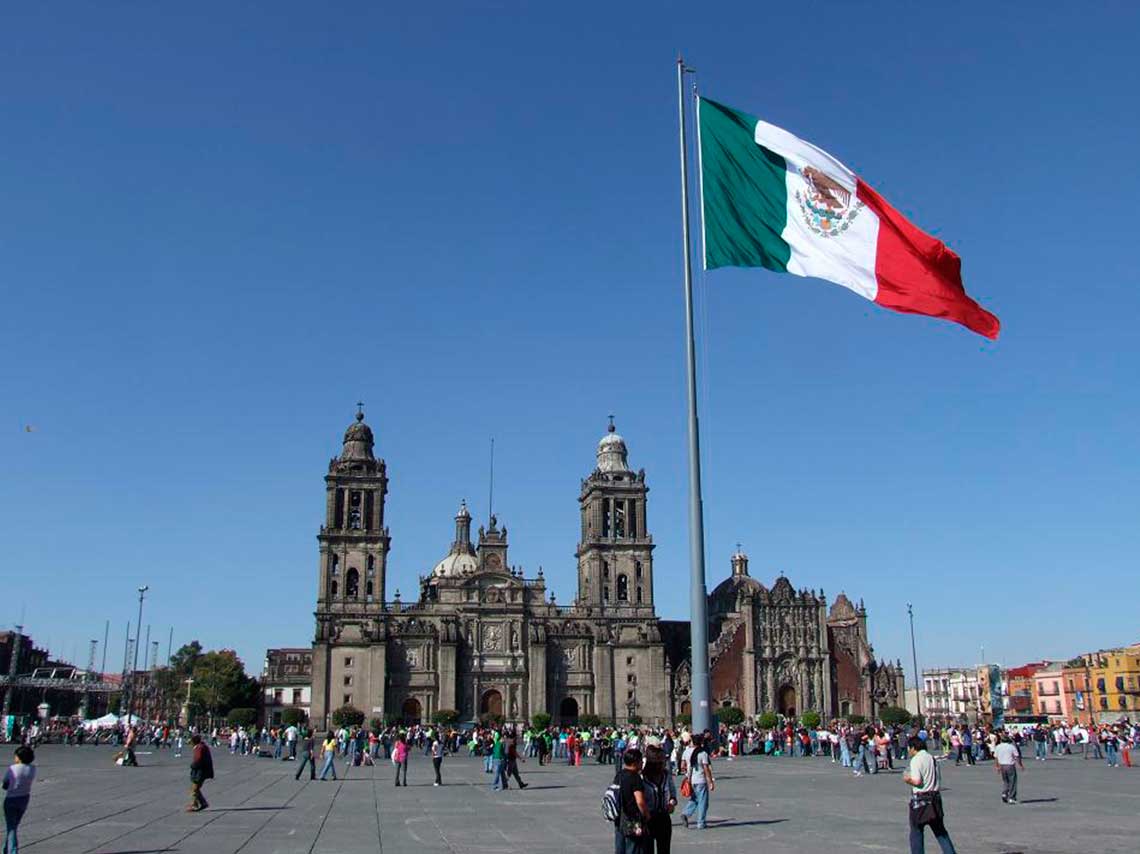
[698,97,1000,339]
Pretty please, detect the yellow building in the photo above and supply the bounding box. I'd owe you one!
[1084,644,1140,722]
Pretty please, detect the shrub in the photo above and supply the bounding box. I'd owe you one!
[227,707,257,728]
[331,704,365,728]
[280,707,306,728]
[800,710,822,729]
[717,706,745,726]
[432,709,460,726]
[848,714,867,725]
[879,706,912,726]
[579,713,603,729]
[757,712,779,729]
[368,717,384,733]
[531,711,552,730]
[676,714,692,727]
[478,712,505,727]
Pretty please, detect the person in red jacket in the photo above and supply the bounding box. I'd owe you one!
[187,734,214,812]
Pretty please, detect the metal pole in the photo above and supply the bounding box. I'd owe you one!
[101,620,109,677]
[127,586,148,724]
[907,603,922,718]
[144,625,151,670]
[166,627,173,666]
[677,55,711,735]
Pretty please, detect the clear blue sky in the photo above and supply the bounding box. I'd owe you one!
[3,2,1138,680]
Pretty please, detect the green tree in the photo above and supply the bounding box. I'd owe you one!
[479,712,505,727]
[676,714,692,727]
[757,712,779,729]
[281,708,306,728]
[530,711,552,730]
[432,709,460,726]
[717,706,745,726]
[227,707,257,727]
[579,713,603,729]
[190,649,259,720]
[800,710,822,729]
[848,714,867,725]
[332,704,365,728]
[170,641,204,677]
[628,714,644,726]
[879,706,912,726]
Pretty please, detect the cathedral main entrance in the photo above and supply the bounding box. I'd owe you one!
[402,697,422,724]
[480,689,503,718]
[778,685,797,718]
[558,697,579,724]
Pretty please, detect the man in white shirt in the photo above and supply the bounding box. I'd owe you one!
[902,736,957,854]
[993,734,1024,804]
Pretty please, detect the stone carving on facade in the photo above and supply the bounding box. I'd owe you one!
[483,623,504,651]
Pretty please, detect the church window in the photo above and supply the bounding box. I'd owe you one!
[628,503,637,537]
[602,501,611,537]
[346,568,360,598]
[617,574,629,601]
[330,554,339,576]
[331,580,338,596]
[603,586,610,602]
[334,489,345,527]
[343,676,353,687]
[364,491,374,531]
[626,657,633,666]
[614,502,625,538]
[367,555,375,576]
[344,657,354,667]
[635,561,643,579]
[636,587,643,603]
[344,694,352,706]
[603,561,610,580]
[349,491,363,529]
[366,581,374,597]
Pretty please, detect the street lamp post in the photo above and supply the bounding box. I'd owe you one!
[126,586,148,726]
[907,603,922,719]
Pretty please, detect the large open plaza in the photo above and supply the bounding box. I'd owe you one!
[11,744,1139,853]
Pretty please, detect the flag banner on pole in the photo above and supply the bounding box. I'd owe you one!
[698,97,1000,339]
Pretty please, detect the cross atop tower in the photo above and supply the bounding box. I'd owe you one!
[607,414,616,433]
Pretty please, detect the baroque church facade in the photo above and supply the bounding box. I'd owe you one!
[309,411,903,729]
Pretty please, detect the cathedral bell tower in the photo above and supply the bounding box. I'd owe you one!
[316,407,391,617]
[575,418,655,614]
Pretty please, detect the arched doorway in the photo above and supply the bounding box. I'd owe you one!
[402,697,422,724]
[778,685,797,718]
[559,697,579,724]
[480,689,503,718]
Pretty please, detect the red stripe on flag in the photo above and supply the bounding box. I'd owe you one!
[856,180,1000,340]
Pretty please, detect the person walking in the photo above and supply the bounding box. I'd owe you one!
[393,733,409,787]
[680,733,714,830]
[318,732,338,781]
[994,734,1024,804]
[187,734,214,812]
[431,733,444,786]
[903,736,957,854]
[294,729,316,781]
[490,731,508,791]
[615,748,651,854]
[3,745,36,854]
[506,735,528,789]
[642,744,677,854]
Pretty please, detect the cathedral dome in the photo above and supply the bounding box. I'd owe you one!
[340,409,375,461]
[596,417,629,473]
[432,551,479,578]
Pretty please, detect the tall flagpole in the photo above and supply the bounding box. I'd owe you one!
[677,56,711,735]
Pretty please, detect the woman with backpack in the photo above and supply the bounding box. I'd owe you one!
[641,745,677,852]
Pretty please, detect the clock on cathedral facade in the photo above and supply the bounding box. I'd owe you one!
[307,411,903,728]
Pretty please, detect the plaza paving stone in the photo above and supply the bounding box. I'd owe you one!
[10,744,1140,853]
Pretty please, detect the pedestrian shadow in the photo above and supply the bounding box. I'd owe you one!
[517,784,567,790]
[1017,798,1058,804]
[705,819,789,828]
[212,806,292,811]
[99,849,179,853]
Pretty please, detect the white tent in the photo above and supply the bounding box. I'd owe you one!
[84,713,120,730]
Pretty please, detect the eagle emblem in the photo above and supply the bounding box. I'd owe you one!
[794,165,864,237]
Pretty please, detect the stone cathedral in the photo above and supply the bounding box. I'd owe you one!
[309,410,903,729]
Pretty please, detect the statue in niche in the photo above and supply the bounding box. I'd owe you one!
[511,624,519,650]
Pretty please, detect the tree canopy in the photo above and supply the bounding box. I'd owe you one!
[717,706,745,726]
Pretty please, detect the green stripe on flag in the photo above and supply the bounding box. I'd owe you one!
[698,98,790,272]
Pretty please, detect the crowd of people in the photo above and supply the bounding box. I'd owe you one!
[2,712,1136,854]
